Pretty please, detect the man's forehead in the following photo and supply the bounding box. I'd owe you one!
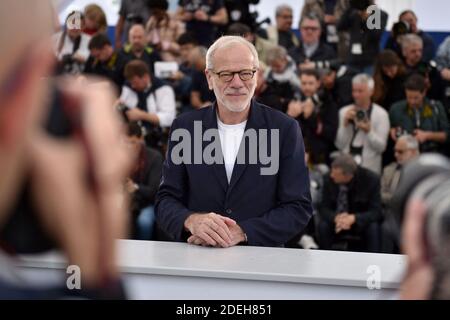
[396,139,407,148]
[213,45,255,69]
[302,19,320,27]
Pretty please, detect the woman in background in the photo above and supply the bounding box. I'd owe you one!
[83,4,108,36]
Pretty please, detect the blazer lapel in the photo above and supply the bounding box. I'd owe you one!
[202,103,228,192]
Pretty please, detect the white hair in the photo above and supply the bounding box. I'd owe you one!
[266,45,288,64]
[206,36,260,70]
[398,134,420,151]
[352,73,375,91]
[401,33,423,50]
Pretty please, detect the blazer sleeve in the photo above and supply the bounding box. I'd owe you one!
[238,120,313,246]
[155,118,194,241]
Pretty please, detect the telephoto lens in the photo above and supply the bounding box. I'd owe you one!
[391,154,450,299]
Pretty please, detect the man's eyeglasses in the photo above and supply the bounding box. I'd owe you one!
[210,69,257,82]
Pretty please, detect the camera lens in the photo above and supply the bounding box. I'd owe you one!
[356,110,366,121]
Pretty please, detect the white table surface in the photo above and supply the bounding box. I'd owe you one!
[18,240,407,290]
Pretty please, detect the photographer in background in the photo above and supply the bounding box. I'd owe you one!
[288,69,338,166]
[265,4,299,51]
[53,11,91,75]
[176,0,228,47]
[321,63,358,109]
[335,74,390,175]
[118,24,162,77]
[221,0,260,35]
[400,34,443,101]
[337,0,388,74]
[380,135,419,254]
[288,13,338,73]
[300,0,350,61]
[385,10,435,63]
[389,74,449,154]
[119,60,176,152]
[125,122,163,240]
[84,33,125,89]
[115,0,151,49]
[373,49,407,112]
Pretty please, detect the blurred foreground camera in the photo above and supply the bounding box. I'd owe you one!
[391,153,450,299]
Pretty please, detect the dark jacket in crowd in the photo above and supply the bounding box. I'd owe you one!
[255,82,295,113]
[130,147,163,213]
[385,30,436,63]
[337,8,388,69]
[297,91,338,165]
[117,44,162,75]
[375,73,406,111]
[404,60,444,101]
[288,41,338,69]
[325,65,358,109]
[319,166,382,231]
[84,51,125,89]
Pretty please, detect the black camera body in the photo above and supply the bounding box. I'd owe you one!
[126,13,144,25]
[355,109,368,123]
[392,21,412,41]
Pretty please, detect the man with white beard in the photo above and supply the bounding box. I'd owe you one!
[155,36,313,248]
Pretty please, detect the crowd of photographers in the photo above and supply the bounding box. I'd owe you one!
[48,0,450,253]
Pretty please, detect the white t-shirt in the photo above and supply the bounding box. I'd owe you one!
[217,117,247,183]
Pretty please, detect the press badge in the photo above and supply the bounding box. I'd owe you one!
[326,25,338,43]
[351,43,363,55]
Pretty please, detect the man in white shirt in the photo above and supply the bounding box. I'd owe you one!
[53,11,91,74]
[335,73,390,175]
[119,59,176,132]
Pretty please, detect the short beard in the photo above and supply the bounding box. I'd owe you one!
[215,89,254,113]
[221,97,251,113]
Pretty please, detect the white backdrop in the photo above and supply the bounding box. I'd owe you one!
[55,0,449,32]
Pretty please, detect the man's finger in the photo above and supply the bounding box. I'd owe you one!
[207,220,232,244]
[203,227,229,248]
[197,231,218,247]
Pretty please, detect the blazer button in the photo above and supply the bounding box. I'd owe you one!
[226,209,232,214]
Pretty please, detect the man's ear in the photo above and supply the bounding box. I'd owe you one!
[205,69,214,90]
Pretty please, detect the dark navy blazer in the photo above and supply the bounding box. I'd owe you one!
[155,100,312,247]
